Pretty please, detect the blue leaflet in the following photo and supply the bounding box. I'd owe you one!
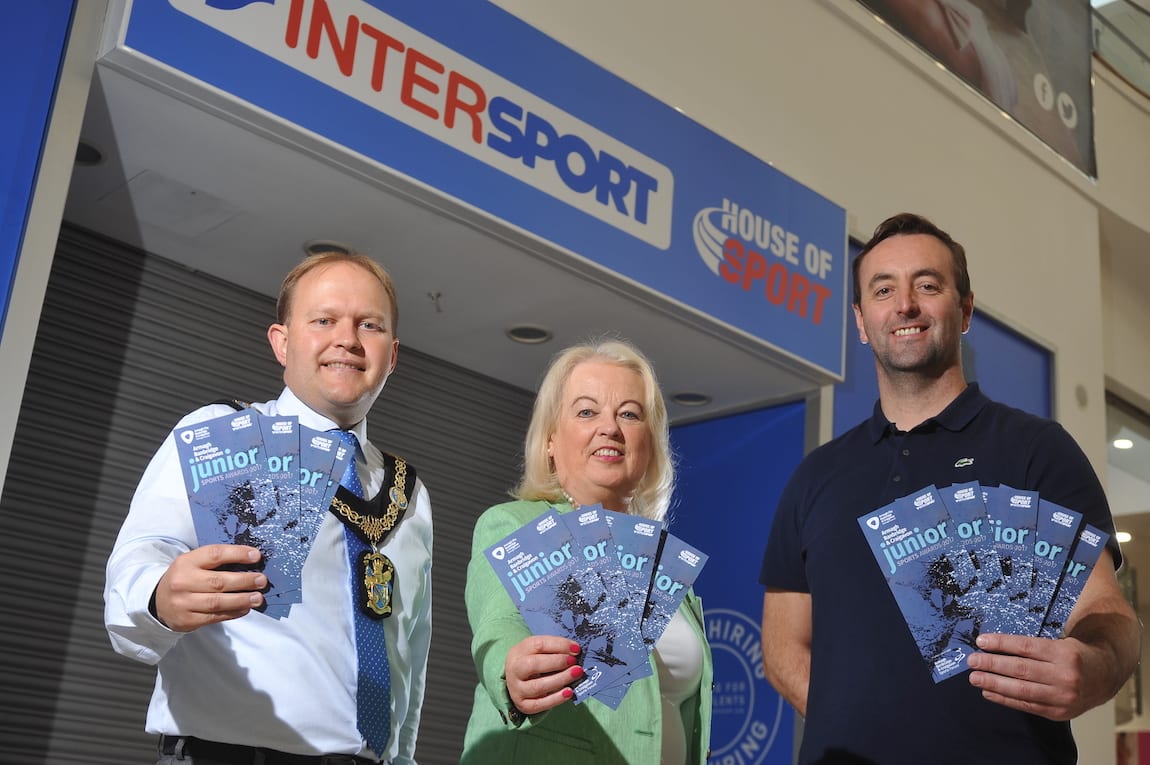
[937,481,991,599]
[862,484,1106,682]
[938,481,1006,646]
[593,531,708,708]
[1039,523,1110,639]
[257,413,304,616]
[979,485,1039,635]
[641,531,708,647]
[175,409,303,613]
[175,408,267,548]
[593,528,709,710]
[484,508,582,639]
[325,435,353,509]
[173,409,355,619]
[858,486,976,683]
[604,510,665,645]
[484,507,707,710]
[297,426,343,548]
[592,511,666,707]
[1025,499,1083,636]
[561,506,649,703]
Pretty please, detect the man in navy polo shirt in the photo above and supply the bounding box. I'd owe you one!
[759,212,1140,764]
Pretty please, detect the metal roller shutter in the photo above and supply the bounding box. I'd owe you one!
[0,224,532,764]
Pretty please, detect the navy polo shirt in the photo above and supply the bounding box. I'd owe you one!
[760,384,1119,765]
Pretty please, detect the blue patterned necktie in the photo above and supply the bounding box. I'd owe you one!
[334,430,392,757]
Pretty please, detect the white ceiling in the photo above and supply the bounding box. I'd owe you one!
[63,61,828,424]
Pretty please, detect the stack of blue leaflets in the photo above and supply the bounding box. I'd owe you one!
[857,482,1109,683]
[484,505,708,708]
[174,408,352,618]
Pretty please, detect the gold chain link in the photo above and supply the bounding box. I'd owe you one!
[330,459,408,546]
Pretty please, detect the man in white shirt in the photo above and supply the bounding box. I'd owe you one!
[105,252,432,764]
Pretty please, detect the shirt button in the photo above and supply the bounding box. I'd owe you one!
[902,449,910,456]
[892,475,902,483]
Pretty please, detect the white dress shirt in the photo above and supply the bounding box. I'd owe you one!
[104,387,433,763]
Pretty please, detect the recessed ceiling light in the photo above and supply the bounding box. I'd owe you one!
[671,392,711,407]
[505,324,552,344]
[303,239,354,256]
[75,140,103,166]
[1116,531,1132,544]
[1113,438,1134,450]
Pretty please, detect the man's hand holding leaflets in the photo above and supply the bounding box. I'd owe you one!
[858,481,1109,683]
[174,407,350,618]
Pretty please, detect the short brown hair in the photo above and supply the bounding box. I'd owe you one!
[852,213,970,306]
[276,251,399,335]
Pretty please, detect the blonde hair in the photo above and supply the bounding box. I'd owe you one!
[514,338,673,521]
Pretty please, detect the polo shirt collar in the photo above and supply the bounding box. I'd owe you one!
[865,382,989,443]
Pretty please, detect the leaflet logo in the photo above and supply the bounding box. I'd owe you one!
[692,199,835,326]
[678,549,701,567]
[865,516,880,530]
[169,0,673,248]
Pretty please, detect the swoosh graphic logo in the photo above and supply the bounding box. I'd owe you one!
[692,205,727,276]
[204,0,274,9]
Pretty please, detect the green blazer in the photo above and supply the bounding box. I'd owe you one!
[462,499,713,765]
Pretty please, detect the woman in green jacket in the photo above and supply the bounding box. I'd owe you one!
[463,339,712,764]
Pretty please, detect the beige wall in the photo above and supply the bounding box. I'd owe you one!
[0,1,106,503]
[488,1,1150,762]
[1097,66,1150,414]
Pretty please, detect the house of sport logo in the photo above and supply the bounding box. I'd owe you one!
[692,198,835,327]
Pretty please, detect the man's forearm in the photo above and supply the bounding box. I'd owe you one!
[1066,607,1142,708]
[762,650,810,718]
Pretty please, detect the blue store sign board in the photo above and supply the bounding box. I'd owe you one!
[119,0,847,378]
[671,401,808,764]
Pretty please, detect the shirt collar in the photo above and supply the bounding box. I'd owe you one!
[866,382,988,443]
[275,386,369,445]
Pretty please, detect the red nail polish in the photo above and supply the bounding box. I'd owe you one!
[561,688,574,700]
[569,643,581,654]
[566,655,577,667]
[570,666,584,679]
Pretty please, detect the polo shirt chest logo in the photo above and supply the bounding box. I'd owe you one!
[954,457,974,468]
